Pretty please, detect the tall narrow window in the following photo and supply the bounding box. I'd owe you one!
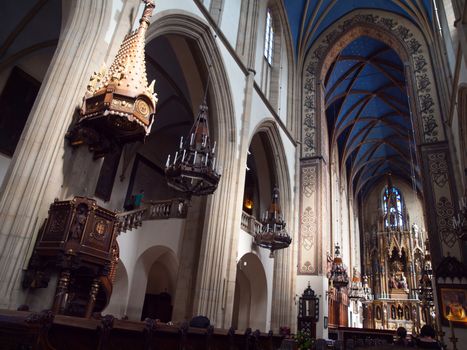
[383,186,404,229]
[264,9,274,65]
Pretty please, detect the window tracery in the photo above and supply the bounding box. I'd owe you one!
[383,186,404,230]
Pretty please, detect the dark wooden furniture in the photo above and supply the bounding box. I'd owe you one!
[23,197,120,317]
[0,310,285,350]
[329,326,396,349]
[328,289,349,329]
[297,285,319,338]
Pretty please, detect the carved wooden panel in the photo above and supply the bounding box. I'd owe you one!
[41,203,72,244]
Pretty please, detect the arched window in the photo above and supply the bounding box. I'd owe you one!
[383,186,404,229]
[256,1,291,115]
[261,8,275,99]
[264,9,274,65]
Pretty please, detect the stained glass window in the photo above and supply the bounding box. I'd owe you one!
[383,186,404,229]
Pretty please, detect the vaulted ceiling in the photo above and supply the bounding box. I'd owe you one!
[283,1,431,198]
[325,36,420,198]
[284,0,434,59]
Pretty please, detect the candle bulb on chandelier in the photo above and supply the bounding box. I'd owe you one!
[212,141,216,154]
[182,149,186,162]
[193,151,197,165]
[205,154,209,166]
[179,136,183,149]
[166,154,171,167]
[174,151,178,164]
[190,133,194,146]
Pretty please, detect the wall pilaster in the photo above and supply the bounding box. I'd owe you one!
[0,0,112,308]
[419,142,464,265]
[298,157,327,276]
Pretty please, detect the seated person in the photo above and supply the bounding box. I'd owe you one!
[415,325,442,349]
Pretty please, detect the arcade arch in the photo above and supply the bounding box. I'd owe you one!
[126,245,178,321]
[104,261,129,318]
[232,252,268,331]
[300,10,461,277]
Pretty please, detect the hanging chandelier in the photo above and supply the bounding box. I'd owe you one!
[328,243,349,290]
[165,99,220,196]
[415,240,434,307]
[254,187,292,257]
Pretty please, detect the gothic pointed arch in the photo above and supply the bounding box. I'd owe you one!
[146,11,238,327]
[232,252,268,331]
[250,120,292,218]
[248,120,294,330]
[302,10,444,159]
[299,9,462,271]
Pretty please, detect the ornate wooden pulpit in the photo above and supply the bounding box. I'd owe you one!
[23,197,120,317]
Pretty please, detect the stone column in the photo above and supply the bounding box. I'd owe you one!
[192,73,253,328]
[419,142,464,265]
[270,244,294,331]
[236,0,259,68]
[0,0,112,309]
[171,196,206,322]
[195,70,255,328]
[209,0,224,26]
[297,158,325,276]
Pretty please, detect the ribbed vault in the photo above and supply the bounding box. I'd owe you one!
[324,36,421,198]
[284,0,434,60]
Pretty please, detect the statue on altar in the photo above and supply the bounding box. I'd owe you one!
[389,273,397,289]
[398,272,408,291]
[388,271,409,292]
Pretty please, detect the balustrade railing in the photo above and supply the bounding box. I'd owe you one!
[116,198,189,233]
[241,211,262,236]
[145,198,188,220]
[117,207,145,233]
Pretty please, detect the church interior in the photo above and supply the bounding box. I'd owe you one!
[0,0,467,349]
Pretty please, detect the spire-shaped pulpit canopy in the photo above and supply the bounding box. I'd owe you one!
[67,0,157,157]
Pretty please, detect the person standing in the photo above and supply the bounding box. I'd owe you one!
[134,189,145,209]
